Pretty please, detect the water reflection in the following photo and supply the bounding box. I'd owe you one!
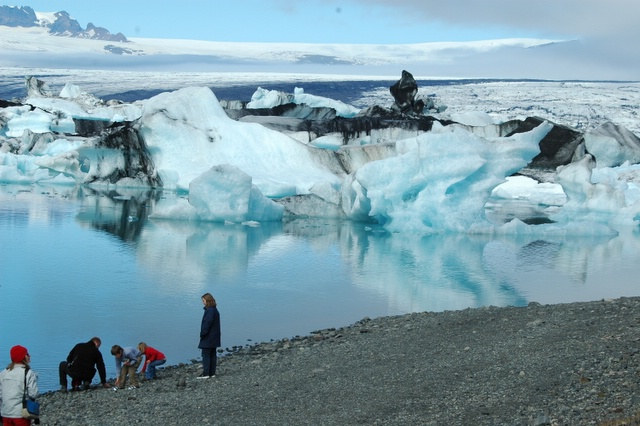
[1,184,639,391]
[74,187,158,241]
[66,185,639,311]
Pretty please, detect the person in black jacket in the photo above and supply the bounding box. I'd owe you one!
[197,293,221,379]
[59,337,110,391]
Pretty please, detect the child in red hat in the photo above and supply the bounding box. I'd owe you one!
[0,345,39,425]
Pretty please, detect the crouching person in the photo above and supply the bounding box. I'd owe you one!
[59,337,109,392]
[137,342,166,381]
[110,345,142,390]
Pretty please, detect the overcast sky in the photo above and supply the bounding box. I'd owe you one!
[5,1,640,80]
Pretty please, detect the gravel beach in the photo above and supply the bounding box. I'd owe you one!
[37,297,640,425]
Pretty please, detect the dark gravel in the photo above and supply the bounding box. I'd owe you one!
[37,297,640,425]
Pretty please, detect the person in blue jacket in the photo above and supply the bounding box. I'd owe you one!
[110,345,142,389]
[197,292,221,379]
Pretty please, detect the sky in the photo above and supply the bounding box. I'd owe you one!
[3,1,640,80]
[5,0,620,44]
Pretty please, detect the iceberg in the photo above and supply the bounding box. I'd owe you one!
[247,86,360,118]
[188,164,284,223]
[2,75,640,234]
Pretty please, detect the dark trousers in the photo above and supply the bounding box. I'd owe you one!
[201,348,217,376]
[59,361,95,389]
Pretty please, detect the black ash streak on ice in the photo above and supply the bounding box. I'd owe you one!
[3,71,640,230]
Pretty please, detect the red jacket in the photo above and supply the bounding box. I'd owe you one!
[141,346,166,372]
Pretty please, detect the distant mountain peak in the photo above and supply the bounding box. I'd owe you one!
[0,5,36,27]
[0,5,127,42]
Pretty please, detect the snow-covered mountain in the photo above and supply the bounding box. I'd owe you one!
[0,22,561,74]
[0,5,602,80]
[2,5,638,80]
[0,5,126,41]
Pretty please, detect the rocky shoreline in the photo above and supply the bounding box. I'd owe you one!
[37,297,640,425]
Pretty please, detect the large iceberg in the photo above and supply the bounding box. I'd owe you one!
[247,86,360,118]
[342,122,552,233]
[2,76,640,235]
[138,86,343,196]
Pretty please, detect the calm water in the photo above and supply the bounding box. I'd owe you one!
[1,184,640,391]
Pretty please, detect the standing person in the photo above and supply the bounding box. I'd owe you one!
[110,345,142,390]
[0,345,38,426]
[198,292,221,379]
[137,342,166,380]
[58,337,110,392]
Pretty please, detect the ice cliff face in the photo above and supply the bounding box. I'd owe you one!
[2,76,640,234]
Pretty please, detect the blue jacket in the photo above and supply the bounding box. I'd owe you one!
[198,306,221,349]
[115,347,142,376]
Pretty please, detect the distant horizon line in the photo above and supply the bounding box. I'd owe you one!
[0,66,637,85]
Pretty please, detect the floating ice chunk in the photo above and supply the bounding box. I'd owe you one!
[491,176,567,206]
[341,121,551,233]
[139,86,341,196]
[247,87,360,118]
[59,83,82,99]
[188,164,283,223]
[247,87,293,109]
[40,138,85,156]
[448,111,497,126]
[310,135,343,150]
[585,122,640,168]
[550,155,640,227]
[293,87,360,118]
[5,107,53,137]
[591,162,640,206]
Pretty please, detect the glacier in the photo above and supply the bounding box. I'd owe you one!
[2,76,640,235]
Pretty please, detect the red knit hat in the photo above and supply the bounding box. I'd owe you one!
[10,345,28,363]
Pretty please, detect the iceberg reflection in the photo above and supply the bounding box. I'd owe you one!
[1,186,638,392]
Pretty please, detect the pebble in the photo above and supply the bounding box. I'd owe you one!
[37,297,640,425]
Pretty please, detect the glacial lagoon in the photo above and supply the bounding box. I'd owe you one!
[2,184,640,391]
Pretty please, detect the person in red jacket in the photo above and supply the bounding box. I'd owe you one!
[137,342,166,380]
